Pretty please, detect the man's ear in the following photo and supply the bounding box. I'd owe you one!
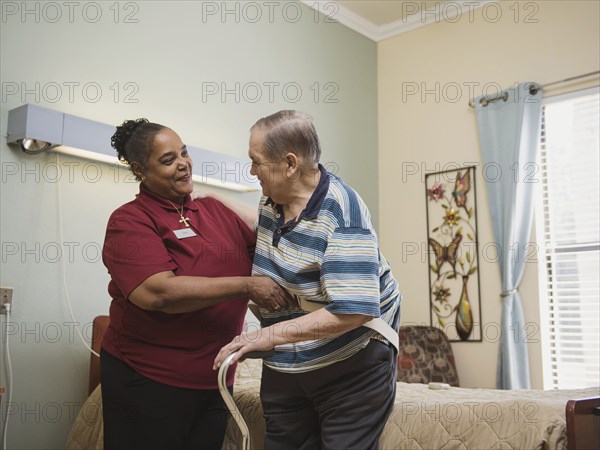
[285,153,298,170]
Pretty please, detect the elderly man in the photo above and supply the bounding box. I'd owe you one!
[214,110,401,450]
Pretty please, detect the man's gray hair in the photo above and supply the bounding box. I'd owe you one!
[251,110,321,165]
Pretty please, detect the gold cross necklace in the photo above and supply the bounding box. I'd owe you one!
[169,200,191,227]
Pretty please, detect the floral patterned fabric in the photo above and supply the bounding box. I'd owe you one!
[397,326,460,387]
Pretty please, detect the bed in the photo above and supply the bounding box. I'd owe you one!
[66,318,600,450]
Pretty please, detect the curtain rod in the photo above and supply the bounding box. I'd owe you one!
[468,70,600,108]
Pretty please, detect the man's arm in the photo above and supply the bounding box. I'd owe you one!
[213,308,372,368]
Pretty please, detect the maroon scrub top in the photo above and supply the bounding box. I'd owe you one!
[101,184,255,389]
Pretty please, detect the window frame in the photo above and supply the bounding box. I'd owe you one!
[535,85,600,390]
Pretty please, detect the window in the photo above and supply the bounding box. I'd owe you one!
[536,87,600,389]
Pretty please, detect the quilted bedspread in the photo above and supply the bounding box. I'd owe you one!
[380,383,599,450]
[222,359,599,450]
[67,358,599,450]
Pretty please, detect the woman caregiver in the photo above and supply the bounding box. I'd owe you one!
[100,118,292,450]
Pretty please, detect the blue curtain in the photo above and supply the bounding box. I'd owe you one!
[474,83,543,389]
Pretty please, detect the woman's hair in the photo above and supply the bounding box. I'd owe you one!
[111,118,166,180]
[250,110,321,165]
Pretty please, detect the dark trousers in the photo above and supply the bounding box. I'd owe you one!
[260,339,397,450]
[100,349,230,450]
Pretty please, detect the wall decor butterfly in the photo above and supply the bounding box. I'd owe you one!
[452,169,471,214]
[425,166,482,342]
[428,233,462,276]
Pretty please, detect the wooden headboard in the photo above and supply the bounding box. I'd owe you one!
[566,396,600,450]
[88,315,109,395]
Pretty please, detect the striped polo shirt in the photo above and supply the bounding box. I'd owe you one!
[252,164,401,373]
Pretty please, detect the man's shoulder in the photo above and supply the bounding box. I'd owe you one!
[323,174,372,229]
[326,173,366,205]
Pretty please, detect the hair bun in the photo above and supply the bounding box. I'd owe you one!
[111,118,150,159]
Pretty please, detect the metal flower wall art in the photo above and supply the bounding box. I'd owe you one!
[425,166,482,342]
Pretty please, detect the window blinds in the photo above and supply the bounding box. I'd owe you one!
[538,87,600,389]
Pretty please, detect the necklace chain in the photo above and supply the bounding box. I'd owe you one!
[169,200,191,227]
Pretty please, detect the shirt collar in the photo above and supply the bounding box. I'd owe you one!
[137,183,199,211]
[264,164,329,221]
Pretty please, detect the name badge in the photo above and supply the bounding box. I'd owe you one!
[173,228,197,239]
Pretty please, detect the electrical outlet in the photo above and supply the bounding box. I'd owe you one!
[1,287,14,315]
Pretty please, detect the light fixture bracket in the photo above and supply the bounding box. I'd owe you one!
[6,104,259,192]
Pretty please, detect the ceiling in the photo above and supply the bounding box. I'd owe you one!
[303,0,497,41]
[337,1,444,26]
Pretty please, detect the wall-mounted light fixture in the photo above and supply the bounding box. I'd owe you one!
[6,104,259,192]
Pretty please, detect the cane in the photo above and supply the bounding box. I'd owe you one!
[217,350,274,450]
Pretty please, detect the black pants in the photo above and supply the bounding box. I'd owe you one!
[100,349,230,450]
[260,339,397,450]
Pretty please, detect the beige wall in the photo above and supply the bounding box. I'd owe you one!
[379,1,599,388]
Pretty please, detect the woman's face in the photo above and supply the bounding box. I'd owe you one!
[248,130,288,203]
[138,128,193,202]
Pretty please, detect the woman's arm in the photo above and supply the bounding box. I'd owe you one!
[194,192,258,231]
[129,271,292,314]
[213,308,372,368]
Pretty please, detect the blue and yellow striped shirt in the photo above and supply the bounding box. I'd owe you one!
[252,165,401,372]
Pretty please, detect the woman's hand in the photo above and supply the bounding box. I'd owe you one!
[248,276,298,312]
[213,328,274,370]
